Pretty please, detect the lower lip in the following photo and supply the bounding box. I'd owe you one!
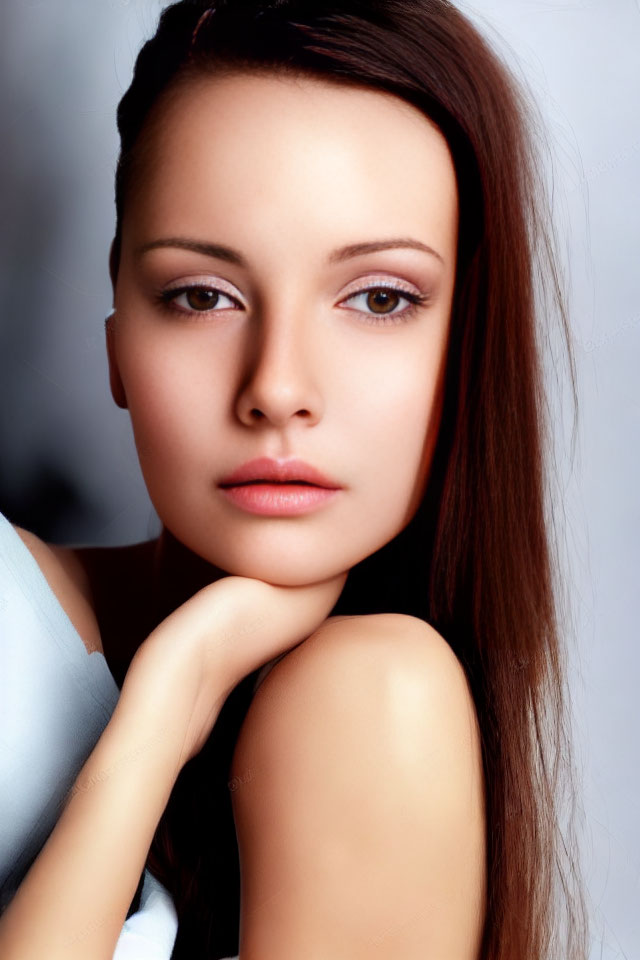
[218,482,341,516]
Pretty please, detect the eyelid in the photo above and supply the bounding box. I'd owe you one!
[162,275,246,305]
[340,274,425,299]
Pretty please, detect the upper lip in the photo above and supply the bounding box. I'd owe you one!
[219,457,341,489]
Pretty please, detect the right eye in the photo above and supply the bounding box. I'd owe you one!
[158,285,241,315]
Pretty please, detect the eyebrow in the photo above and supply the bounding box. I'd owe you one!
[136,236,445,266]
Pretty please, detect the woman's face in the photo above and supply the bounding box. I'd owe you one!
[108,72,458,585]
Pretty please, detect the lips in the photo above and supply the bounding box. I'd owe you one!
[219,456,340,489]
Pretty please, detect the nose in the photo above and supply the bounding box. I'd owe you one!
[235,306,324,429]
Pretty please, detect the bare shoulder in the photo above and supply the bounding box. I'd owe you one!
[244,611,485,799]
[12,524,103,656]
[261,611,479,726]
[231,612,487,957]
[250,612,483,777]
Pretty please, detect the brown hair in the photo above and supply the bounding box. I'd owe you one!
[111,2,589,957]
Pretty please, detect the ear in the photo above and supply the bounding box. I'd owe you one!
[108,237,119,293]
[105,313,128,409]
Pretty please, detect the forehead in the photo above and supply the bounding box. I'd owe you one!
[123,71,458,253]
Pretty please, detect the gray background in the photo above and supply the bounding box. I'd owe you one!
[0,2,637,957]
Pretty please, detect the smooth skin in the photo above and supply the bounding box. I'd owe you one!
[7,71,486,957]
[106,71,456,590]
[230,614,486,959]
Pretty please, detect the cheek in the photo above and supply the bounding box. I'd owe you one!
[118,335,224,465]
[349,351,441,498]
[360,352,438,447]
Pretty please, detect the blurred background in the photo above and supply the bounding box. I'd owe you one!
[0,1,638,956]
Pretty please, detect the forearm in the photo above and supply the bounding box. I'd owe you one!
[0,572,346,959]
[0,642,211,960]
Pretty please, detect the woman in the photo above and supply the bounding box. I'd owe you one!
[0,1,588,958]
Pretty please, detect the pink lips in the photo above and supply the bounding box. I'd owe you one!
[218,457,342,516]
[219,457,340,489]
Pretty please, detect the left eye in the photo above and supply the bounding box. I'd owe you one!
[342,286,421,318]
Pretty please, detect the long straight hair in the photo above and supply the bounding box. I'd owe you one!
[110,2,589,957]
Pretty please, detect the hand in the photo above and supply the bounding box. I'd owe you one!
[123,571,348,766]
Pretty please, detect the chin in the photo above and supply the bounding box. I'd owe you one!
[181,524,382,586]
[220,560,339,587]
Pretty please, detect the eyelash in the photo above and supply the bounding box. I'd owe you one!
[154,281,431,326]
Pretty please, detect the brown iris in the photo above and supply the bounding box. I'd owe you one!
[366,288,400,313]
[186,288,220,310]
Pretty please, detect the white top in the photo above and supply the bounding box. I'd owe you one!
[0,508,278,959]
